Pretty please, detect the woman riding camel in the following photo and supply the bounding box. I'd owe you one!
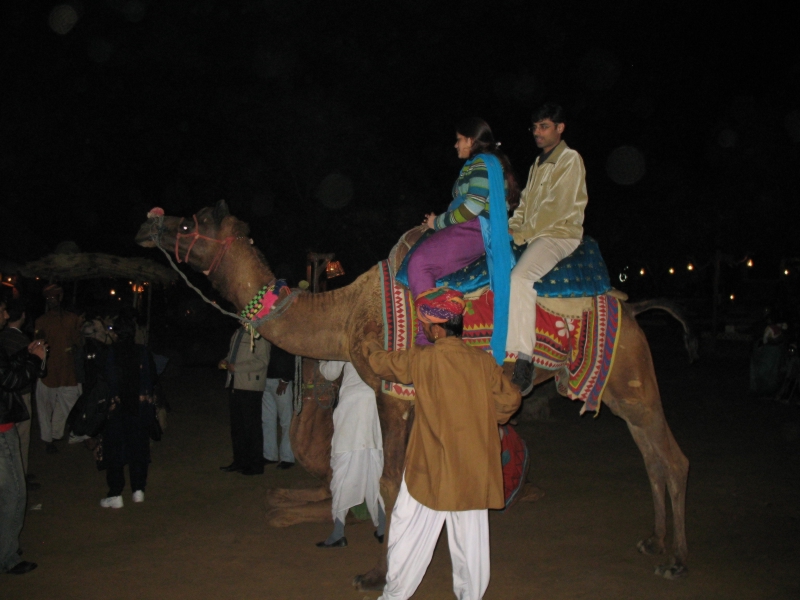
[407,118,519,361]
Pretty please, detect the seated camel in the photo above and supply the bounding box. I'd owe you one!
[136,200,692,588]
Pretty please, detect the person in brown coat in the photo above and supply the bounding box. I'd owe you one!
[362,287,520,600]
[34,284,83,454]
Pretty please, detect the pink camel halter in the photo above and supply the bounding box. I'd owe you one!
[174,214,237,275]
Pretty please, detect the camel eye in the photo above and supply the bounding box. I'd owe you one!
[180,223,191,232]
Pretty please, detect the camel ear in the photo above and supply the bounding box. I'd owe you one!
[212,200,230,223]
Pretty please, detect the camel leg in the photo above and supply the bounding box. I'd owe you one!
[352,395,412,592]
[603,313,689,579]
[266,485,332,508]
[265,498,334,527]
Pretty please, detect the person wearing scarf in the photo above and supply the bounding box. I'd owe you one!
[406,118,519,366]
[362,287,520,600]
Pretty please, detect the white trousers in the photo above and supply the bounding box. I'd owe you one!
[261,379,294,463]
[331,448,385,526]
[35,381,81,443]
[379,476,490,600]
[506,237,581,357]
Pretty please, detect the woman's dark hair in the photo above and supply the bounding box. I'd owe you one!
[455,117,520,211]
[440,315,464,338]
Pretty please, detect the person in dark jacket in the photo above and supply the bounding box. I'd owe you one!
[98,316,157,509]
[1,300,47,574]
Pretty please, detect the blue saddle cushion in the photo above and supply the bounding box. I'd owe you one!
[395,234,611,298]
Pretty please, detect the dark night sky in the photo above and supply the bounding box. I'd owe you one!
[2,0,798,290]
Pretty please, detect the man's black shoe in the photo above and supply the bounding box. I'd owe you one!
[241,466,264,476]
[219,463,243,472]
[45,442,58,454]
[262,458,278,465]
[374,531,384,544]
[316,537,347,548]
[6,561,37,575]
[276,461,294,470]
[511,359,535,396]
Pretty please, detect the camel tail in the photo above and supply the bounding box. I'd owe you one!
[628,298,699,363]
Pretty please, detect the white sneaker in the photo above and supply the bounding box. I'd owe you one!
[68,433,89,444]
[132,490,145,503]
[100,496,123,509]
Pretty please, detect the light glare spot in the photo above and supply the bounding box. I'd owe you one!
[49,4,79,35]
[316,173,353,209]
[606,146,646,185]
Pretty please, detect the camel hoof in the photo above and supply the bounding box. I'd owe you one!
[265,508,295,528]
[517,484,545,503]
[636,537,665,556]
[352,571,386,591]
[655,561,688,580]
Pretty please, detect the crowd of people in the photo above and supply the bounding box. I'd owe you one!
[0,285,162,574]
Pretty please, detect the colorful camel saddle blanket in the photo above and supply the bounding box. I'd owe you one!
[395,235,612,298]
[378,260,622,413]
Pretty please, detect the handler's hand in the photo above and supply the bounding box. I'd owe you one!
[276,381,289,395]
[363,321,382,337]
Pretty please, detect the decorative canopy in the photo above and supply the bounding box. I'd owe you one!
[21,253,178,285]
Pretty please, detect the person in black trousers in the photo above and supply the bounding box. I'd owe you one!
[218,324,269,476]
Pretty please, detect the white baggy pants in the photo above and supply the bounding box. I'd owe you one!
[379,476,490,600]
[35,381,81,443]
[331,448,385,526]
[506,237,581,357]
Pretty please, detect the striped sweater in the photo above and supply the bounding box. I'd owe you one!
[434,156,491,231]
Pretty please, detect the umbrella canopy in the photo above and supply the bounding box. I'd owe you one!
[22,253,178,285]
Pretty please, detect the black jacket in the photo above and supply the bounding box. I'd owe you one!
[1,346,45,425]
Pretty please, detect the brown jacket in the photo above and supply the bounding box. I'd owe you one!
[508,140,587,245]
[363,334,520,511]
[34,310,83,388]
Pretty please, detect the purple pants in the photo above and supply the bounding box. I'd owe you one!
[408,219,484,345]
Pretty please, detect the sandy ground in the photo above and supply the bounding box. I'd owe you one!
[5,324,800,599]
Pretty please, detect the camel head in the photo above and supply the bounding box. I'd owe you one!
[135,200,250,275]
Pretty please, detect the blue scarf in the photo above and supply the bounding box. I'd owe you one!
[475,153,514,365]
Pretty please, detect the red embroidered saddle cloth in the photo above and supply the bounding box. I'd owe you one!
[377,260,622,413]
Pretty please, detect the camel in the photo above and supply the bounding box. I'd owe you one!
[135,200,691,587]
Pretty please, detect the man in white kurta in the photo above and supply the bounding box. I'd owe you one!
[317,360,385,548]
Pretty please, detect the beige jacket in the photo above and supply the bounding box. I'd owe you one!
[363,334,520,511]
[508,140,587,245]
[225,329,270,392]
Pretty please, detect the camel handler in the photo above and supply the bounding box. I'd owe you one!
[362,287,520,600]
[507,102,587,396]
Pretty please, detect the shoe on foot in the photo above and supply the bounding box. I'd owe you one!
[374,531,384,544]
[132,490,144,503]
[511,359,535,396]
[316,537,347,548]
[219,462,243,472]
[68,433,89,444]
[100,495,123,509]
[45,442,58,454]
[262,458,278,465]
[6,561,37,575]
[276,461,294,470]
